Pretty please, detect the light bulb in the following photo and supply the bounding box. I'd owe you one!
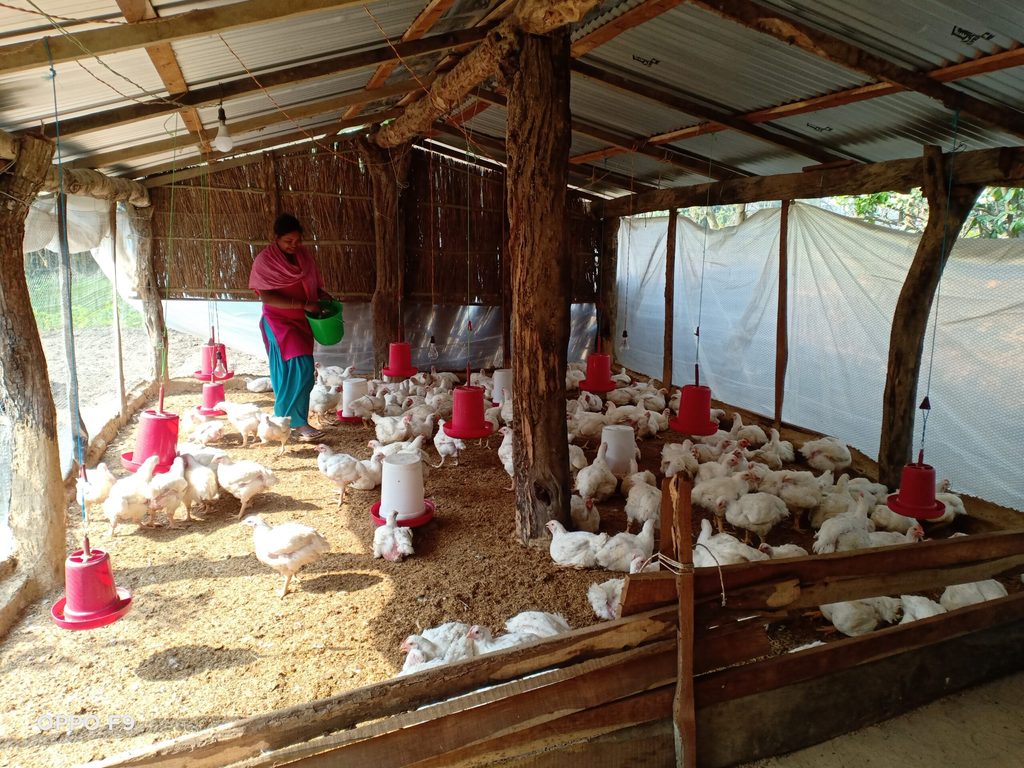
[213,353,228,379]
[620,329,630,351]
[213,106,233,153]
[427,335,440,361]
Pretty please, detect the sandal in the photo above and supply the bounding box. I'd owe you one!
[295,429,326,443]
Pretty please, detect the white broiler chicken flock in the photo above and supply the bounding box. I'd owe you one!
[799,436,852,473]
[104,455,160,535]
[373,509,414,562]
[242,515,329,597]
[215,456,277,519]
[246,376,273,393]
[693,518,768,567]
[819,596,902,637]
[76,462,116,518]
[546,520,607,569]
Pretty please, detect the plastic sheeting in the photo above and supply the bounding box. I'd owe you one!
[24,195,111,254]
[616,204,1023,512]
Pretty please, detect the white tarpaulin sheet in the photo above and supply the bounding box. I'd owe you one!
[616,203,1023,512]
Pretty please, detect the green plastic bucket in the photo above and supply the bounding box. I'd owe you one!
[306,299,345,345]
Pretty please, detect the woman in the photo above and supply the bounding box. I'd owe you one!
[249,213,333,442]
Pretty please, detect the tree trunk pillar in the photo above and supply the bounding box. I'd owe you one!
[774,200,791,427]
[358,139,412,372]
[662,209,677,388]
[878,147,981,488]
[0,134,66,606]
[504,29,572,542]
[129,204,168,382]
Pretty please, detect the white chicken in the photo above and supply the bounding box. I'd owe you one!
[497,427,515,489]
[504,610,571,639]
[570,494,601,533]
[812,508,873,554]
[466,625,533,654]
[545,520,607,569]
[373,509,414,562]
[177,443,228,468]
[246,376,273,393]
[315,445,366,508]
[242,515,329,597]
[939,579,1008,611]
[748,428,795,469]
[693,518,768,567]
[76,462,116,518]
[868,524,924,548]
[568,444,588,477]
[620,470,656,497]
[351,453,383,490]
[625,483,662,533]
[371,412,412,445]
[758,542,808,559]
[596,519,655,572]
[847,477,890,506]
[932,491,967,524]
[870,503,917,533]
[432,419,465,467]
[575,442,617,502]
[181,453,218,519]
[661,441,698,479]
[800,436,852,473]
[215,457,278,519]
[819,596,902,637]
[899,595,947,624]
[216,401,262,448]
[729,412,767,447]
[104,455,160,536]
[692,475,749,529]
[148,457,189,528]
[255,414,291,454]
[308,383,342,426]
[191,419,226,447]
[722,492,789,545]
[589,577,624,621]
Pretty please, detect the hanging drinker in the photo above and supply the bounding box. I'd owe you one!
[886,450,946,520]
[669,365,717,436]
[443,385,494,440]
[121,408,179,473]
[52,539,132,630]
[196,381,227,417]
[382,341,418,380]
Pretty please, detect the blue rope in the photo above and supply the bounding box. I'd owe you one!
[45,40,87,523]
[918,109,961,455]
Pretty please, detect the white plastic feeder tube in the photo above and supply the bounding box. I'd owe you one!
[492,368,513,404]
[380,453,425,521]
[341,378,369,417]
[601,424,637,479]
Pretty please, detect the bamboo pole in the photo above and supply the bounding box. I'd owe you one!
[774,200,790,427]
[663,208,677,388]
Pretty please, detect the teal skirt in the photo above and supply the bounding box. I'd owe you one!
[262,318,314,428]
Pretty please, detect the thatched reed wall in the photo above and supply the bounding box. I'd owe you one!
[150,142,601,305]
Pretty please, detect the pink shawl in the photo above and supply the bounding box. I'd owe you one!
[249,242,323,360]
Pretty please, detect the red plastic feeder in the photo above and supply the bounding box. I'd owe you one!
[382,341,418,379]
[886,451,945,520]
[443,385,494,440]
[121,408,179,473]
[579,352,615,393]
[194,342,234,382]
[51,546,132,630]
[195,381,226,417]
[370,499,436,528]
[669,384,718,436]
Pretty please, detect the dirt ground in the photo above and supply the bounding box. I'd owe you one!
[0,377,1020,768]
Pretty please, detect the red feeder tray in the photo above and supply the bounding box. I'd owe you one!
[121,408,179,473]
[195,381,227,417]
[370,499,435,528]
[579,352,615,393]
[443,385,494,440]
[886,455,945,520]
[51,548,132,630]
[382,341,418,379]
[669,384,718,436]
[336,413,364,424]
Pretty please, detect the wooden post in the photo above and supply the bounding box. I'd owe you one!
[358,138,413,370]
[505,28,572,541]
[670,474,697,768]
[878,147,981,488]
[662,209,677,388]
[130,204,168,382]
[598,216,618,357]
[0,134,66,598]
[774,200,791,427]
[501,199,512,367]
[109,204,127,418]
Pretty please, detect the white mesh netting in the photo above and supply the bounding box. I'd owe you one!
[615,203,1023,512]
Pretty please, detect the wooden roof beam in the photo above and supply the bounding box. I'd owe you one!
[570,0,685,57]
[686,0,1024,139]
[0,0,379,76]
[114,0,207,152]
[373,0,603,148]
[341,0,456,122]
[571,60,854,164]
[598,145,1024,218]
[23,28,485,140]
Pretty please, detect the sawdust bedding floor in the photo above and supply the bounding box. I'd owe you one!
[0,381,1017,768]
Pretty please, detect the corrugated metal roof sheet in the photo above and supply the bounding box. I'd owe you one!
[570,72,698,138]
[0,0,117,42]
[665,130,810,178]
[579,3,871,114]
